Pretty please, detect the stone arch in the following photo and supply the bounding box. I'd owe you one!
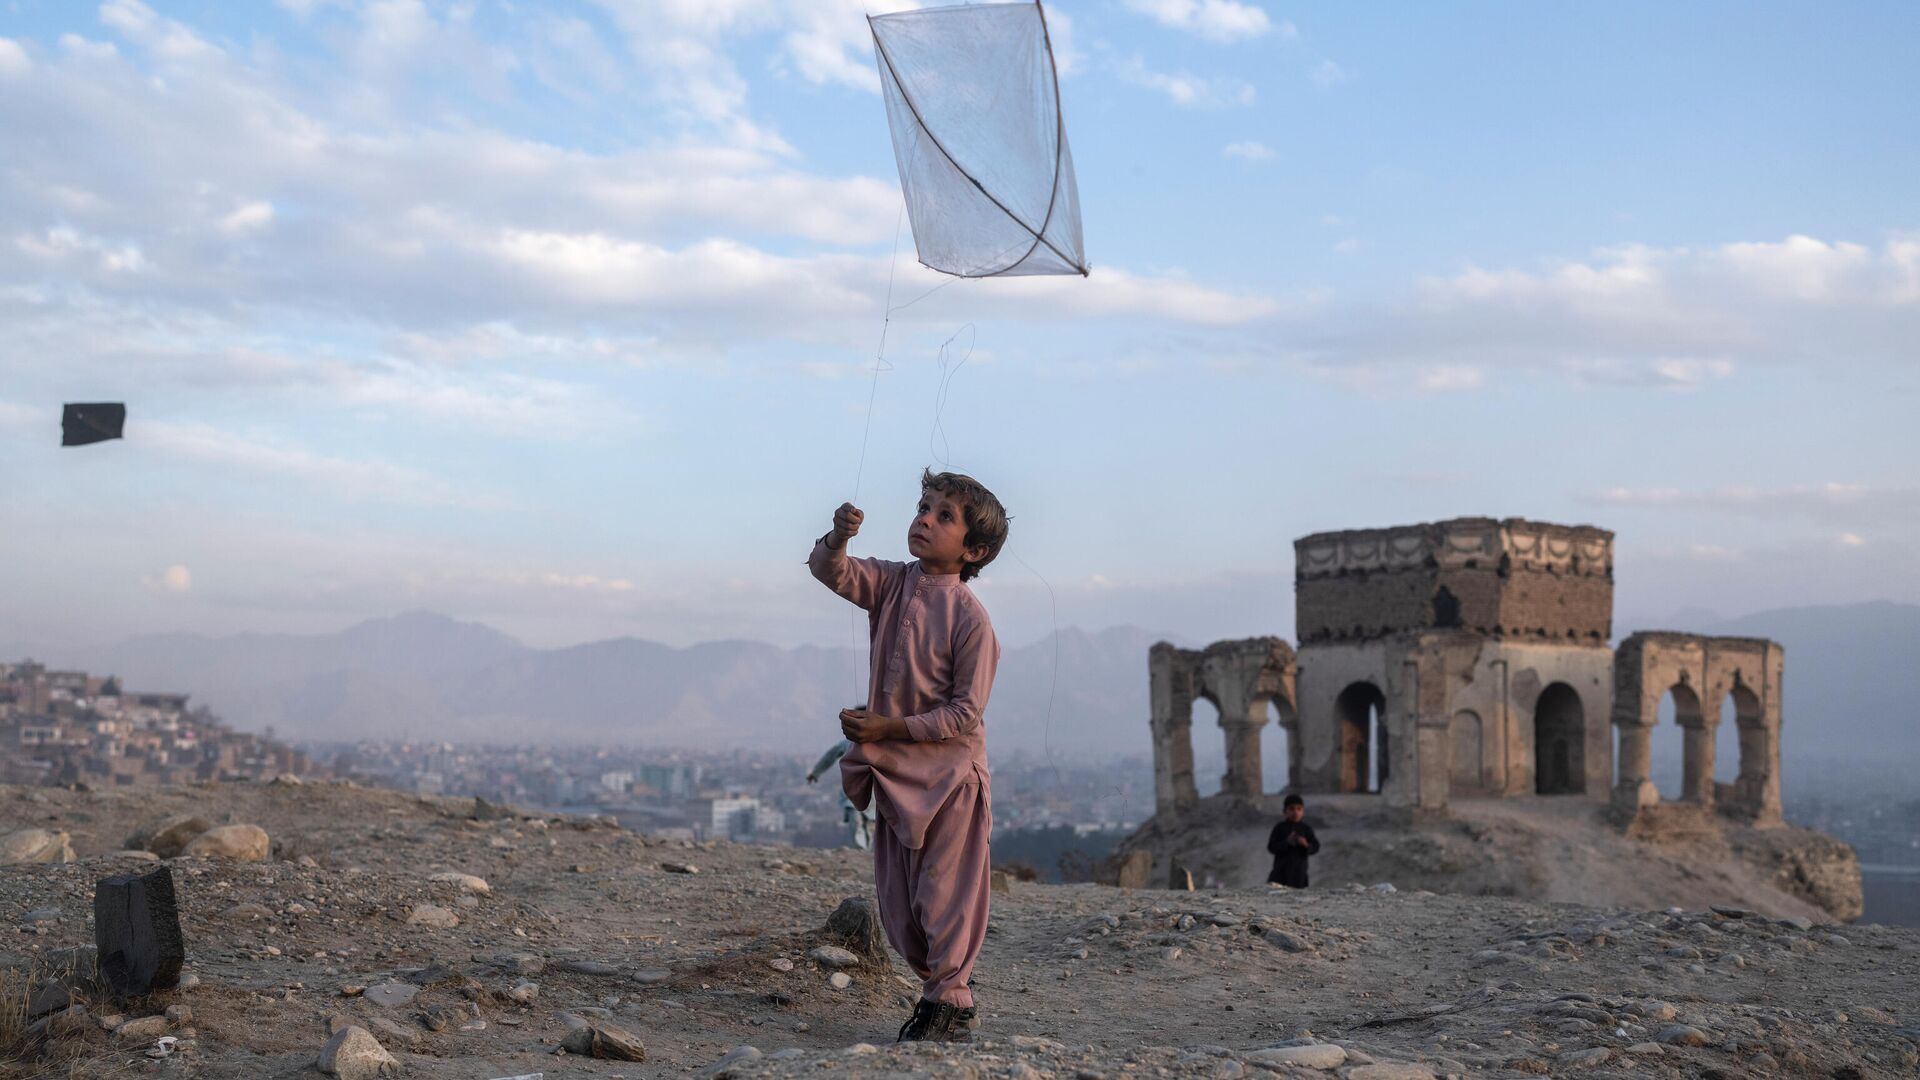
[1533,682,1586,795]
[1715,677,1778,823]
[1334,681,1388,794]
[1259,694,1300,794]
[1449,709,1484,795]
[1611,632,1784,827]
[1149,638,1297,815]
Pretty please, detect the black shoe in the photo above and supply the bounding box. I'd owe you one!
[896,998,959,1043]
[944,1006,978,1041]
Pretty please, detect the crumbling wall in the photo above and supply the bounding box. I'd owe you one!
[1148,638,1295,817]
[1612,632,1785,828]
[1294,518,1613,645]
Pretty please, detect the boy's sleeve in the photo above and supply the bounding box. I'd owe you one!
[807,533,897,612]
[1266,823,1284,855]
[902,617,999,742]
[1304,823,1321,855]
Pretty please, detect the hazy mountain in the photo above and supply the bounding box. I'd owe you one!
[1702,601,1920,763]
[13,602,1913,766]
[18,614,1166,757]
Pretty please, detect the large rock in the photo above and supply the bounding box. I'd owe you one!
[428,871,491,895]
[560,1020,647,1061]
[317,1025,400,1079]
[127,816,210,859]
[1115,849,1153,890]
[823,896,886,962]
[94,866,186,998]
[181,824,270,861]
[1,828,75,864]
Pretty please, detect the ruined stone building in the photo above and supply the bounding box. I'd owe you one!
[1148,518,1785,830]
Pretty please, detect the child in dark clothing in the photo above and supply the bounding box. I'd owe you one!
[1266,794,1320,887]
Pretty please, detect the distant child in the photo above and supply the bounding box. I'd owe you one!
[1266,794,1321,888]
[808,469,1007,1043]
[806,738,875,850]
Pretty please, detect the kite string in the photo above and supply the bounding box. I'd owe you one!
[845,204,908,710]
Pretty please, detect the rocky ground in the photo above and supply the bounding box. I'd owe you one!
[2,780,1917,1079]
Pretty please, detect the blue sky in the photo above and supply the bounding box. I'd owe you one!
[0,0,1915,651]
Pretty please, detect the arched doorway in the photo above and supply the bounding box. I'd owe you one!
[1534,683,1586,795]
[1450,709,1484,795]
[1643,683,1704,802]
[1262,698,1298,794]
[1189,696,1223,797]
[1724,682,1767,807]
[1335,682,1387,794]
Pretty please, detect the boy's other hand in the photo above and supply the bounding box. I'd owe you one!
[829,502,864,548]
[840,708,903,743]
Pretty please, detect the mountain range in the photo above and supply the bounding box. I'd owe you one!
[10,601,1917,766]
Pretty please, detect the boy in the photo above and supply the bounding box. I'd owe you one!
[805,738,875,850]
[1266,794,1320,887]
[808,469,1008,1043]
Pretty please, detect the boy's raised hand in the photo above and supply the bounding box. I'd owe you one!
[829,502,864,549]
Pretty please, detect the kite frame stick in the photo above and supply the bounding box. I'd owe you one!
[868,0,1088,278]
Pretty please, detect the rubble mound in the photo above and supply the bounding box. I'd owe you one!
[1119,793,1864,921]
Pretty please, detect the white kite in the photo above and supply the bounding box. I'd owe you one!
[869,1,1088,278]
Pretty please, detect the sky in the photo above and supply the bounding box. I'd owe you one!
[0,0,1916,652]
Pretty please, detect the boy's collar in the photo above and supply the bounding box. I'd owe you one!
[913,561,964,586]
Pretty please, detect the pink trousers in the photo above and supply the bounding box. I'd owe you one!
[871,782,991,1008]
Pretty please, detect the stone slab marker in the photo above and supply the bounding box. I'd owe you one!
[1115,849,1153,890]
[95,866,185,998]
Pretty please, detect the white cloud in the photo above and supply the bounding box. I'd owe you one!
[138,420,498,507]
[1223,141,1274,161]
[1123,0,1273,43]
[1309,59,1350,87]
[0,37,32,78]
[1116,56,1255,108]
[143,565,192,594]
[217,201,274,235]
[1415,365,1485,392]
[1587,482,1917,530]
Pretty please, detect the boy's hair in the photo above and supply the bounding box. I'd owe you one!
[921,468,1009,582]
[1283,794,1305,809]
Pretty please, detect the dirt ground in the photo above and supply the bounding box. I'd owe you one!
[2,780,1916,1079]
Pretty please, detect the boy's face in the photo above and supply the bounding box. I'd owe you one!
[1284,802,1305,822]
[908,488,986,574]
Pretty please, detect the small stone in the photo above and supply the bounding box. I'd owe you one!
[429,871,491,895]
[507,981,539,1003]
[1161,946,1183,961]
[317,1025,400,1079]
[362,982,419,1008]
[661,861,699,874]
[808,945,860,970]
[698,1044,763,1079]
[165,1004,191,1024]
[406,904,460,929]
[181,824,270,861]
[828,972,852,990]
[1246,1043,1346,1069]
[1264,930,1312,953]
[1626,1042,1663,1055]
[555,959,618,976]
[1780,916,1814,931]
[417,1004,466,1032]
[1555,1047,1613,1068]
[1850,1006,1896,1025]
[1341,1065,1434,1080]
[825,896,887,960]
[1656,1024,1712,1047]
[1371,882,1397,894]
[114,1015,172,1041]
[769,958,794,973]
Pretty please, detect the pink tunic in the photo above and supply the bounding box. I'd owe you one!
[808,534,999,850]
